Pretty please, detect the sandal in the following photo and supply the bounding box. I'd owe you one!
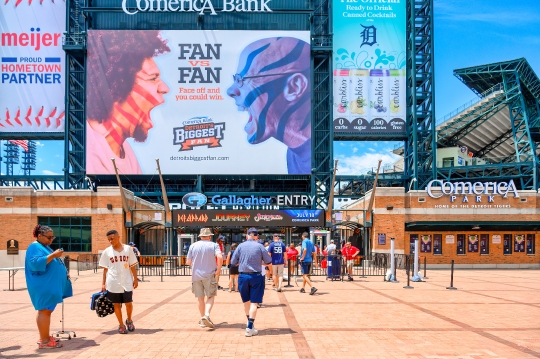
[38,340,63,349]
[118,325,128,334]
[125,319,135,332]
[37,336,60,345]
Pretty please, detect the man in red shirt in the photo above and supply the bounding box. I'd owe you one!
[342,242,360,281]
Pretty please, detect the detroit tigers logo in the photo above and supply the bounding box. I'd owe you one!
[360,25,377,48]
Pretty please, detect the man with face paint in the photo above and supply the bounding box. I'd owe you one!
[86,31,170,174]
[227,37,311,174]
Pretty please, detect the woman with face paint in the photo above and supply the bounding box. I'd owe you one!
[86,31,171,174]
[227,37,312,174]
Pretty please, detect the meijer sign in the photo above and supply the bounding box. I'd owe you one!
[426,179,519,199]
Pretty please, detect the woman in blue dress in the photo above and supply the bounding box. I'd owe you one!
[25,224,72,349]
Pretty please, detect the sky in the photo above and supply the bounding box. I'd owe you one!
[1,0,540,177]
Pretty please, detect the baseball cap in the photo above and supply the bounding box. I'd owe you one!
[330,240,334,243]
[129,242,135,245]
[247,227,258,235]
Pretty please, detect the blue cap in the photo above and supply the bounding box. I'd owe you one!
[247,227,258,235]
[129,242,135,245]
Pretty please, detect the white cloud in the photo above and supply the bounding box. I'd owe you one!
[368,148,375,152]
[42,170,61,175]
[337,152,400,175]
[35,141,45,147]
[339,142,345,146]
[352,147,358,153]
[38,158,43,162]
[55,154,60,158]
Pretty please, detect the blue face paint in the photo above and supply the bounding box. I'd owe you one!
[276,90,310,142]
[243,77,286,143]
[260,41,308,73]
[239,43,271,77]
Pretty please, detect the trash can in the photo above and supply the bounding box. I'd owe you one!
[327,255,341,280]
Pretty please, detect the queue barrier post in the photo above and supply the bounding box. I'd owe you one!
[403,255,414,289]
[446,260,457,290]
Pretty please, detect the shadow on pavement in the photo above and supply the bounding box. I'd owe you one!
[0,346,41,358]
[101,329,164,336]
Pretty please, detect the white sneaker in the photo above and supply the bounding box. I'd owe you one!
[201,315,214,329]
[245,328,259,337]
[198,319,207,328]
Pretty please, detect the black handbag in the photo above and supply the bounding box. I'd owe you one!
[94,292,115,318]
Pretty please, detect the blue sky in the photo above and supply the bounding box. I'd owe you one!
[2,0,540,177]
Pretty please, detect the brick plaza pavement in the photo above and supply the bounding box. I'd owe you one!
[1,268,539,359]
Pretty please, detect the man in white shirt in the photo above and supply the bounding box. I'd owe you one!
[99,230,138,334]
[186,228,223,329]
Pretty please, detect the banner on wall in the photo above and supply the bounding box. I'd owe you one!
[172,209,325,227]
[0,0,66,132]
[332,0,406,135]
[86,30,311,175]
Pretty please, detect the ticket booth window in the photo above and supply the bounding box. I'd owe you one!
[480,234,489,254]
[514,234,526,253]
[526,234,535,254]
[457,234,466,255]
[503,234,512,254]
[433,234,442,255]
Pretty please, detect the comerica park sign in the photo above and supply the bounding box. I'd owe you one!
[122,0,272,15]
[426,179,519,203]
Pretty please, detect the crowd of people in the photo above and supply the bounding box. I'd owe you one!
[26,224,361,347]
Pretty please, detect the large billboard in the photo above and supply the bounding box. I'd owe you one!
[173,209,325,227]
[86,30,311,175]
[0,0,65,132]
[332,1,406,135]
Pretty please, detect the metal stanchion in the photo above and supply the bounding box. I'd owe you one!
[423,256,428,279]
[403,255,414,289]
[446,260,457,290]
[284,259,293,287]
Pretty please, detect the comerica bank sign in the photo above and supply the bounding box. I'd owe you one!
[426,179,519,203]
[122,0,272,15]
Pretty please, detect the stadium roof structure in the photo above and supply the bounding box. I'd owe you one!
[435,58,540,190]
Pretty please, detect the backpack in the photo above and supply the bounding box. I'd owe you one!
[93,292,115,318]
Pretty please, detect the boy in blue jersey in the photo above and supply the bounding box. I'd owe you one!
[299,232,318,295]
[268,234,287,292]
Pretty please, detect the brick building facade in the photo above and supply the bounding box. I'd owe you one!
[0,186,163,267]
[340,187,540,268]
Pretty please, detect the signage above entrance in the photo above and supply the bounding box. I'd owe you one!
[171,194,316,210]
[426,179,519,202]
[172,209,325,227]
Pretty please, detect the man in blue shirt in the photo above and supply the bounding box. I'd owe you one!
[231,228,272,337]
[268,234,287,292]
[299,232,318,295]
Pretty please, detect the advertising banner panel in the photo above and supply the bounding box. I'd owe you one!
[86,30,311,175]
[172,209,324,227]
[332,0,406,135]
[0,0,65,132]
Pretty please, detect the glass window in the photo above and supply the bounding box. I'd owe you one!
[442,158,454,168]
[433,234,442,254]
[503,234,512,254]
[480,234,489,254]
[38,217,92,252]
[457,234,466,255]
[526,234,535,255]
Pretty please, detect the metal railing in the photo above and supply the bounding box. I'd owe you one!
[76,254,99,275]
[136,254,387,281]
[436,83,504,127]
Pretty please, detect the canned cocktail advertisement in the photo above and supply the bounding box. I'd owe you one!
[332,0,406,134]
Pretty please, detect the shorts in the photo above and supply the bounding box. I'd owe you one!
[192,276,217,298]
[346,260,355,267]
[301,262,312,275]
[238,273,265,303]
[229,266,239,275]
[106,290,133,304]
[272,264,284,277]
